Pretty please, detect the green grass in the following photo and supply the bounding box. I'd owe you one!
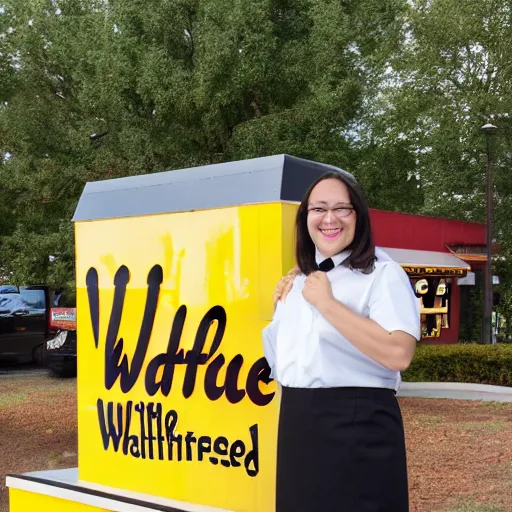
[0,374,75,408]
[481,401,512,409]
[445,502,507,512]
[46,450,77,469]
[0,391,29,408]
[416,414,444,426]
[458,420,508,433]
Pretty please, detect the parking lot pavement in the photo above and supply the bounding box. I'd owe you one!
[0,364,47,377]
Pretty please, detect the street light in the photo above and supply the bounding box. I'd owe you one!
[481,122,497,344]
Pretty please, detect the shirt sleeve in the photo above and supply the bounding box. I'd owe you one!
[261,300,285,379]
[368,262,421,341]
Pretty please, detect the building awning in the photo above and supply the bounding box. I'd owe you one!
[447,244,493,264]
[379,247,471,277]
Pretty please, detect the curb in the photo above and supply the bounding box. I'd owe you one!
[0,368,48,378]
[398,382,512,402]
[401,382,512,394]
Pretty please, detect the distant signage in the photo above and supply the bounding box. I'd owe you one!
[402,266,467,277]
[50,308,77,330]
[458,272,476,286]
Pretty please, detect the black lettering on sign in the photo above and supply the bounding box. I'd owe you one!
[224,355,246,404]
[165,410,182,461]
[97,401,260,477]
[230,440,246,468]
[105,265,162,393]
[97,399,123,452]
[145,305,187,397]
[147,402,165,461]
[204,354,226,401]
[183,306,226,398]
[245,425,259,477]
[86,268,100,348]
[246,357,275,407]
[86,265,275,406]
[122,401,141,458]
[185,432,197,461]
[197,436,211,461]
[135,402,147,459]
[212,436,229,467]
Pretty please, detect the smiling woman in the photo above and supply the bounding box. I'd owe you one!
[294,172,376,276]
[306,181,356,254]
[263,170,421,512]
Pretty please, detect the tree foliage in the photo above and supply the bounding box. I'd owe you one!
[0,0,511,330]
[0,0,407,288]
[363,0,512,324]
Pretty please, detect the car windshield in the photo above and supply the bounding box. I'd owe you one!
[19,289,46,310]
[0,288,46,315]
[0,285,18,294]
[0,294,31,314]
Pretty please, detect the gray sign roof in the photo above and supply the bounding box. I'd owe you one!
[72,154,355,222]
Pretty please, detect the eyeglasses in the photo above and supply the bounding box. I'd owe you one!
[307,206,355,218]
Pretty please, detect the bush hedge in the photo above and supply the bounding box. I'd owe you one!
[402,343,512,387]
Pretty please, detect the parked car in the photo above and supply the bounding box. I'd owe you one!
[47,308,77,377]
[0,284,77,377]
[0,285,51,366]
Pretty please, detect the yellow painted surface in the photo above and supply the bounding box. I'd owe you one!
[9,488,109,512]
[281,203,299,276]
[74,203,298,512]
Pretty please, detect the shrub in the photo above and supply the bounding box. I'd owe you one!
[402,343,512,387]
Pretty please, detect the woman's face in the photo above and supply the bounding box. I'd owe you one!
[306,178,357,258]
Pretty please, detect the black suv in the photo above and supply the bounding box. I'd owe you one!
[0,285,51,366]
[0,285,77,377]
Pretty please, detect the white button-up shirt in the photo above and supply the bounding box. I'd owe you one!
[262,248,421,391]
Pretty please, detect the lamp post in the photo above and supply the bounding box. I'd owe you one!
[481,123,497,344]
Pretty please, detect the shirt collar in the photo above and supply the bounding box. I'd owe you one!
[315,248,352,268]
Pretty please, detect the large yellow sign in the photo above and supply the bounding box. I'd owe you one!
[75,203,297,512]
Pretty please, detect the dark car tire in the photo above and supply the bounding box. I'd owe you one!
[32,343,48,366]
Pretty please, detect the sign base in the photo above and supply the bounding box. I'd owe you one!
[7,469,231,512]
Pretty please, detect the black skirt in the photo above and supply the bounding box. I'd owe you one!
[276,386,409,512]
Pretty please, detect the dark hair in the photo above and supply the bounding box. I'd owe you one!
[295,171,376,275]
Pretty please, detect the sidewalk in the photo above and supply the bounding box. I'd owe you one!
[398,382,512,402]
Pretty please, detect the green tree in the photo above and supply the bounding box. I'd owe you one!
[364,0,512,222]
[359,0,512,340]
[0,0,410,289]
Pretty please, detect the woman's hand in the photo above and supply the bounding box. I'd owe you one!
[273,266,299,304]
[303,271,334,310]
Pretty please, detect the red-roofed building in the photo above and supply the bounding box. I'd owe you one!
[369,209,488,344]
